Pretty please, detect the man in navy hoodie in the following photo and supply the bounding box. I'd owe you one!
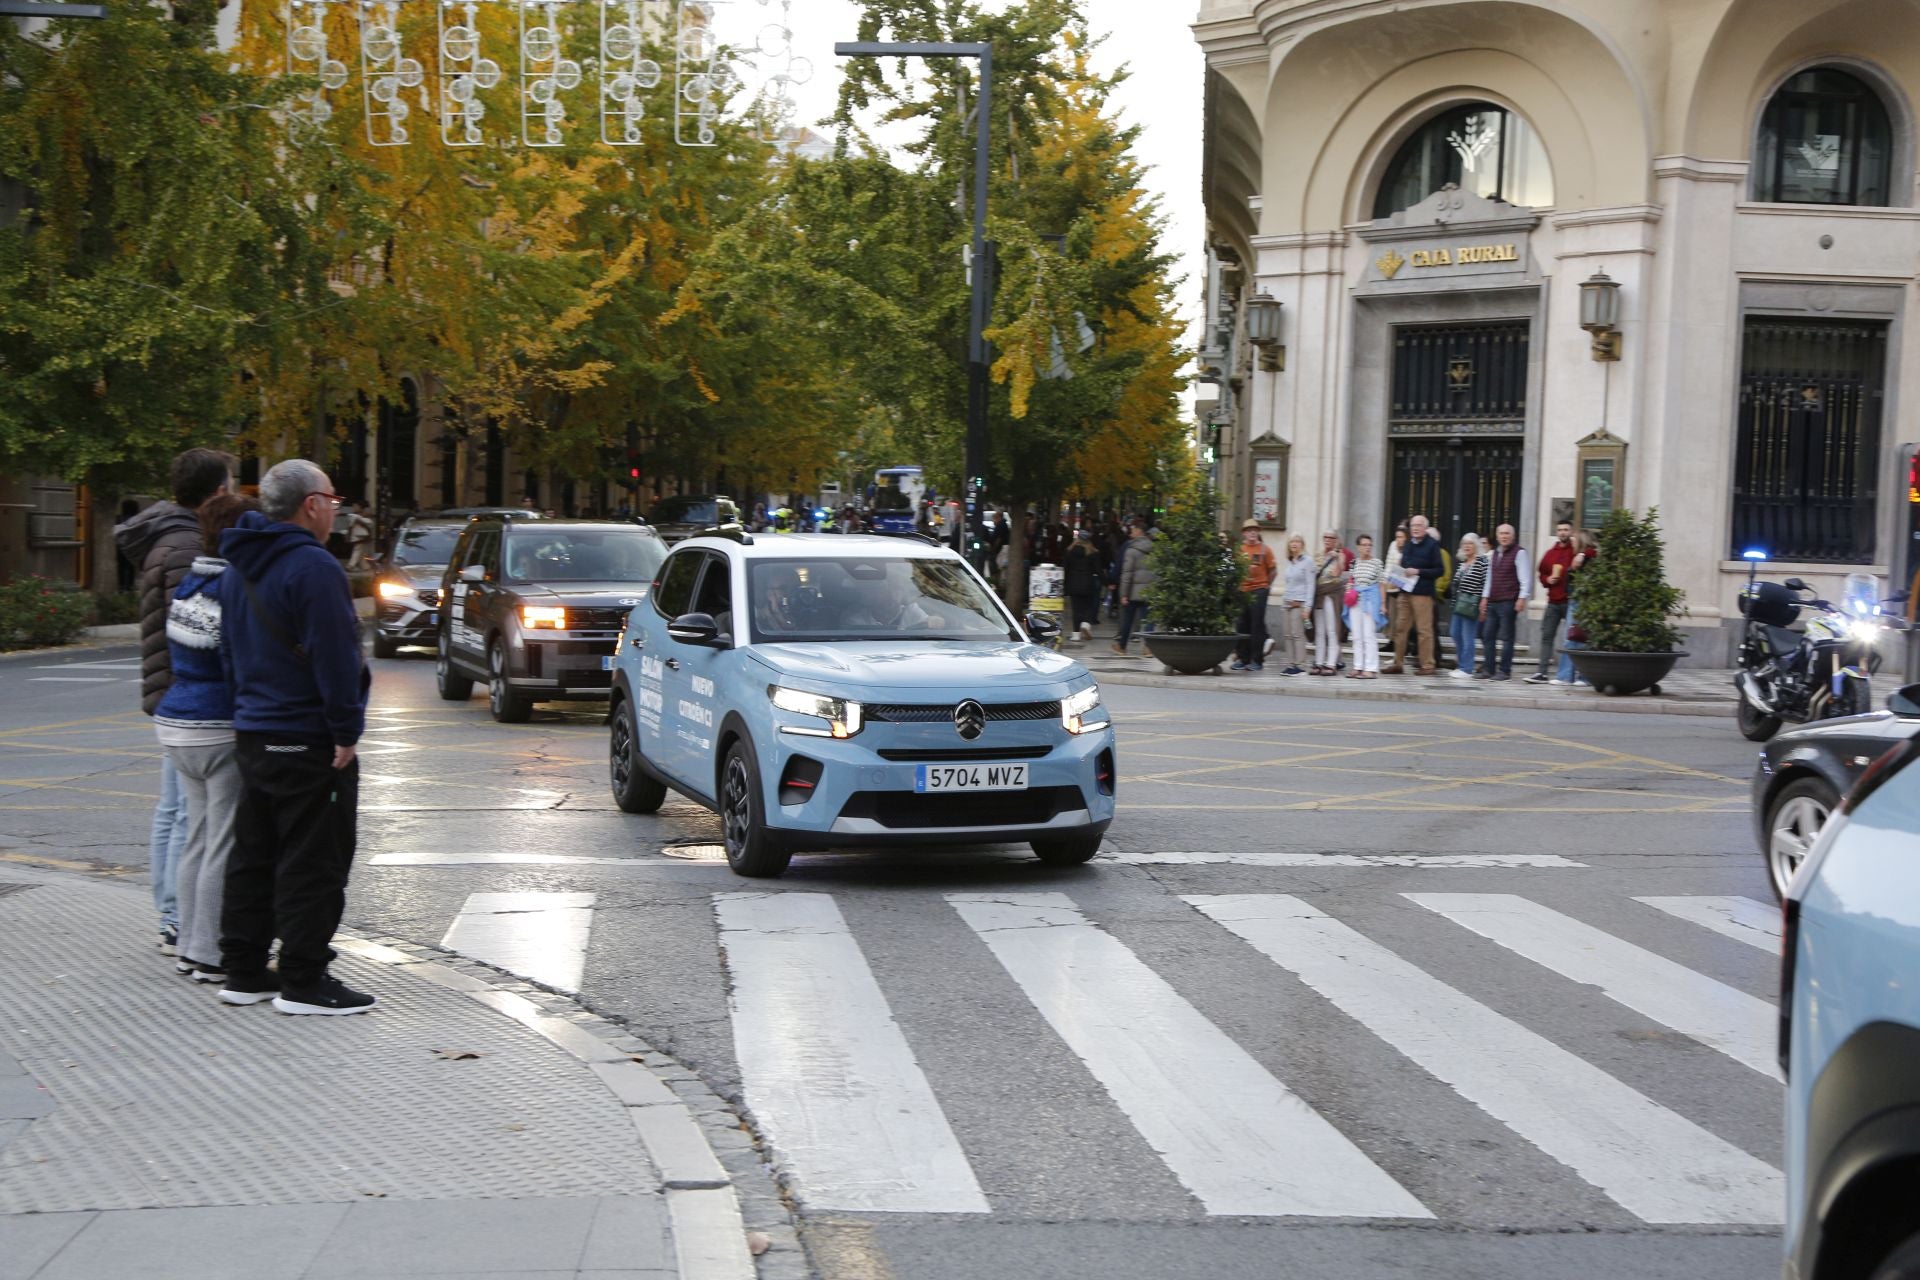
[216,459,375,1015]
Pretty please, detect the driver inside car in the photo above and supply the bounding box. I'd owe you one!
[755,566,803,635]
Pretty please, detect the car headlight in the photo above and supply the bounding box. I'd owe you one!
[769,685,863,738]
[521,605,568,630]
[1062,684,1107,734]
[377,580,415,600]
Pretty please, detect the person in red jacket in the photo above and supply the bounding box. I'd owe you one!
[1232,519,1280,671]
[1529,521,1577,684]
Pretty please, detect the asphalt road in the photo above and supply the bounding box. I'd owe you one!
[0,641,1784,1280]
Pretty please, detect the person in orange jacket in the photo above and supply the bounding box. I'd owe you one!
[1232,519,1280,671]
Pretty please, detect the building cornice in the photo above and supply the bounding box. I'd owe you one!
[1651,155,1748,184]
[1250,231,1345,250]
[1193,6,1267,67]
[1552,205,1662,229]
[1733,201,1920,222]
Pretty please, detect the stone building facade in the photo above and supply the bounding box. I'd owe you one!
[1197,0,1920,662]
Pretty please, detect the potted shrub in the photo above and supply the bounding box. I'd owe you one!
[1142,477,1246,675]
[1566,506,1688,696]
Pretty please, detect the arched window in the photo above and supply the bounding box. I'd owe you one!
[1373,103,1554,218]
[1755,67,1893,206]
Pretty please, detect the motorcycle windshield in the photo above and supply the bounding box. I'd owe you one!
[1841,573,1878,617]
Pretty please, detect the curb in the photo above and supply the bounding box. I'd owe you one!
[330,929,804,1280]
[1089,667,1733,717]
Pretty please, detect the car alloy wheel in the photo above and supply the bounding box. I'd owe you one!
[1769,790,1831,900]
[721,754,753,854]
[611,710,633,793]
[488,641,532,723]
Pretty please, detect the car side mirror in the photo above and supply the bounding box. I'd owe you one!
[668,612,728,647]
[1891,684,1920,719]
[1784,577,1809,592]
[1025,612,1062,643]
[459,564,486,583]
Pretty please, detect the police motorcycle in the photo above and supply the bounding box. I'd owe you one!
[1735,552,1909,741]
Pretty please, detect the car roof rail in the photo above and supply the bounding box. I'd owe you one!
[866,528,942,547]
[696,523,754,546]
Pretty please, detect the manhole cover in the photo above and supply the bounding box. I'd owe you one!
[661,844,728,862]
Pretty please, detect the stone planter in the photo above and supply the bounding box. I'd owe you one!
[1143,633,1243,675]
[1566,649,1688,697]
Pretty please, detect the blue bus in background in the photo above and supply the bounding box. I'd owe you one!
[869,466,927,533]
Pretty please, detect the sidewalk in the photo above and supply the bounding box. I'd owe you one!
[1059,611,1743,717]
[0,865,778,1280]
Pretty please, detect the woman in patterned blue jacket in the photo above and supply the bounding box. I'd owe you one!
[153,494,259,981]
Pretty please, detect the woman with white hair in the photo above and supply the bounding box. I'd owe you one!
[1449,532,1488,679]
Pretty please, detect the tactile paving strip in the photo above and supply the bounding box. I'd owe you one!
[0,876,656,1211]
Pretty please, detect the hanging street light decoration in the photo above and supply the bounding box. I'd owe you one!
[751,0,809,141]
[287,0,350,135]
[358,0,425,146]
[436,0,500,146]
[674,0,725,147]
[519,0,582,147]
[599,0,663,146]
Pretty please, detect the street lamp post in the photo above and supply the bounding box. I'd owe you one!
[834,40,992,565]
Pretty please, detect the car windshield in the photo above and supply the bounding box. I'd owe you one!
[391,526,462,566]
[748,557,1015,643]
[504,529,665,582]
[652,498,717,525]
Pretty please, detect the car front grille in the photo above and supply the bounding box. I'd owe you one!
[867,700,1060,724]
[573,607,633,631]
[838,785,1082,829]
[875,746,1052,762]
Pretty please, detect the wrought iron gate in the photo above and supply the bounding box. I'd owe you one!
[1731,319,1885,564]
[1387,320,1528,545]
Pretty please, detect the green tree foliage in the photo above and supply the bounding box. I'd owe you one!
[1145,471,1243,635]
[1574,506,1685,653]
[0,0,339,486]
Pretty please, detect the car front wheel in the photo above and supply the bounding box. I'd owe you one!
[488,640,533,723]
[719,741,790,878]
[1031,832,1102,865]
[609,697,667,814]
[1766,776,1837,901]
[436,629,474,701]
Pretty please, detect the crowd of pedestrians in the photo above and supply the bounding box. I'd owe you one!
[115,452,375,1017]
[1223,514,1598,683]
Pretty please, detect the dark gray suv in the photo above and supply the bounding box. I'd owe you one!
[435,516,667,722]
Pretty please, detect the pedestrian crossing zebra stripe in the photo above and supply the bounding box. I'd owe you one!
[1185,893,1783,1225]
[1635,895,1781,952]
[441,891,594,994]
[1405,894,1779,1079]
[1104,851,1585,868]
[948,892,1431,1220]
[713,892,989,1215]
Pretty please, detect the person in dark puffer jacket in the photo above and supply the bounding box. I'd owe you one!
[154,495,259,983]
[111,448,233,955]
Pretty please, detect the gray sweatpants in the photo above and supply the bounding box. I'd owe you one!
[166,741,242,970]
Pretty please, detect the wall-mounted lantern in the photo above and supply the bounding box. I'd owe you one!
[1578,270,1623,362]
[1245,292,1285,372]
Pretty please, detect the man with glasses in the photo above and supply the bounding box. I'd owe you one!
[214,460,375,1015]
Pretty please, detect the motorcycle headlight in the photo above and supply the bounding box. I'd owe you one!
[377,579,414,600]
[769,685,863,738]
[1847,618,1881,644]
[521,605,567,629]
[1062,684,1107,735]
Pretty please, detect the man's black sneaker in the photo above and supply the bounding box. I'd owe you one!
[158,925,178,957]
[273,976,377,1017]
[1524,672,1551,684]
[218,972,282,1007]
